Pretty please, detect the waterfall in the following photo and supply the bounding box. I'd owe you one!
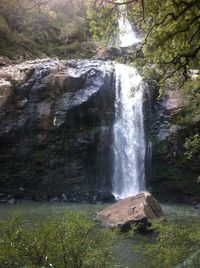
[111,9,145,199]
[118,9,140,47]
[112,64,146,199]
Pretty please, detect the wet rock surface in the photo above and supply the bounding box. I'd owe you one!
[0,59,115,201]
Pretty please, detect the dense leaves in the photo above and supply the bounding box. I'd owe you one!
[87,0,200,186]
[0,0,87,58]
[0,211,115,268]
[180,76,200,168]
[136,0,200,86]
[184,135,200,160]
[88,0,200,85]
[135,221,200,268]
[87,1,120,46]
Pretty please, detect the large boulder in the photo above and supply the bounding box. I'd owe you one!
[96,192,163,230]
[94,47,113,60]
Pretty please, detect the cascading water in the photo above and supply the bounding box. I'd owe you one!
[112,64,146,199]
[118,17,140,47]
[117,9,140,47]
[112,10,145,199]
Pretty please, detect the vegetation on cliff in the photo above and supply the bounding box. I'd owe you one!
[88,0,200,84]
[0,0,199,197]
[1,0,199,83]
[88,0,200,193]
[0,0,88,59]
[0,2,200,267]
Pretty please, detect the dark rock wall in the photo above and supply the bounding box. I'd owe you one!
[149,84,200,203]
[1,58,198,204]
[0,59,115,201]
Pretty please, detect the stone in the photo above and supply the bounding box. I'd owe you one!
[194,203,200,214]
[0,198,7,204]
[49,196,59,202]
[94,47,113,60]
[99,191,116,203]
[0,56,10,66]
[96,191,163,230]
[0,79,13,108]
[61,193,68,202]
[149,82,200,202]
[165,90,189,113]
[0,59,115,201]
[7,197,16,205]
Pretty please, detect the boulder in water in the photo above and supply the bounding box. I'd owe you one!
[96,191,163,230]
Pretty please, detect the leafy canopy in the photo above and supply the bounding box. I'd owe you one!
[135,220,200,268]
[87,0,200,85]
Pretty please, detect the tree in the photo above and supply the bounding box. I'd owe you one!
[87,0,200,86]
[0,0,88,58]
[0,211,115,268]
[135,220,200,268]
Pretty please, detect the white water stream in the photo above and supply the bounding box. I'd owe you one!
[118,8,140,47]
[112,11,145,199]
[118,16,140,47]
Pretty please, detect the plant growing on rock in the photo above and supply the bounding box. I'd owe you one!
[184,134,200,160]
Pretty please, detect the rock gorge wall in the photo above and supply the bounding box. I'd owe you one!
[0,57,199,204]
[149,83,200,203]
[0,59,115,202]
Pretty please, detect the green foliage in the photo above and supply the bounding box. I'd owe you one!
[87,1,119,46]
[0,211,115,268]
[87,0,200,174]
[135,220,200,268]
[184,134,200,160]
[180,75,200,126]
[0,0,88,59]
[87,0,200,86]
[127,0,200,87]
[179,75,200,168]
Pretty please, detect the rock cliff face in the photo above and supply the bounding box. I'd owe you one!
[149,84,200,203]
[0,59,115,201]
[1,58,198,204]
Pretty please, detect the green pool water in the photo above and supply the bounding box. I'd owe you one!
[0,201,199,267]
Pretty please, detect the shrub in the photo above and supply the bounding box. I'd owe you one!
[135,221,200,268]
[0,211,115,268]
